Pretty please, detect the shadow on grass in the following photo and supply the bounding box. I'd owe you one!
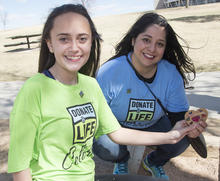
[0,71,29,81]
[169,14,220,23]
[187,94,220,114]
[4,47,39,53]
[196,63,220,73]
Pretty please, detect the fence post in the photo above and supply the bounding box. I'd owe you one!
[26,36,30,49]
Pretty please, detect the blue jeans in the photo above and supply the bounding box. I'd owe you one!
[93,116,190,166]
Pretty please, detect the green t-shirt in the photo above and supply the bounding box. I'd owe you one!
[8,73,120,181]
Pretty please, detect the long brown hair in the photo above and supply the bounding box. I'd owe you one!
[38,4,102,77]
[109,12,195,86]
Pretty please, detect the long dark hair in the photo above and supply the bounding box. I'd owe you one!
[38,4,102,77]
[110,12,195,86]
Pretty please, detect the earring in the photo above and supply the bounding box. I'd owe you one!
[49,47,53,53]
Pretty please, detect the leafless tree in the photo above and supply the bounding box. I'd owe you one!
[72,0,95,10]
[80,0,89,7]
[185,0,189,8]
[0,11,8,30]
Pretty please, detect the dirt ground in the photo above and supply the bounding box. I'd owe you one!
[139,146,219,181]
[94,146,220,181]
[0,2,220,181]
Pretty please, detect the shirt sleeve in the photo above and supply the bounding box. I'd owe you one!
[167,111,187,126]
[94,80,121,139]
[166,69,189,112]
[8,82,41,173]
[96,70,112,105]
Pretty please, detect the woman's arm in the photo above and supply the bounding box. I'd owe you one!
[108,120,195,146]
[12,168,32,181]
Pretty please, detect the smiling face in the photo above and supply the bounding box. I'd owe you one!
[46,12,92,79]
[131,24,166,77]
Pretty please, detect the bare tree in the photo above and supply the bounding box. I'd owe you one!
[0,11,8,30]
[72,0,95,10]
[80,0,89,7]
[185,0,189,8]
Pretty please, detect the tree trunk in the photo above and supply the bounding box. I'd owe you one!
[185,0,189,8]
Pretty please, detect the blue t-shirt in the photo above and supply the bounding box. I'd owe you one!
[96,53,189,129]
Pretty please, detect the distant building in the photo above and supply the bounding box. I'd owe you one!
[154,0,220,9]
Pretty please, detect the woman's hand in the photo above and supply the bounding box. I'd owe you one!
[168,120,196,144]
[187,120,208,138]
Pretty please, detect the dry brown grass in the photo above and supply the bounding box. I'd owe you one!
[0,3,220,81]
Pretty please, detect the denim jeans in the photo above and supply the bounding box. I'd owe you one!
[93,116,190,166]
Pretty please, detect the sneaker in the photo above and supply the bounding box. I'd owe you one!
[142,156,169,180]
[113,161,128,175]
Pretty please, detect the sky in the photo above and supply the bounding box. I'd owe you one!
[0,0,154,30]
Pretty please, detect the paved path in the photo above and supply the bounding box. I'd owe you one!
[186,71,220,120]
[186,71,220,147]
[0,81,23,120]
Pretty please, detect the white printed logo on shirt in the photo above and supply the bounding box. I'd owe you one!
[62,103,96,169]
[67,103,96,143]
[125,98,155,122]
